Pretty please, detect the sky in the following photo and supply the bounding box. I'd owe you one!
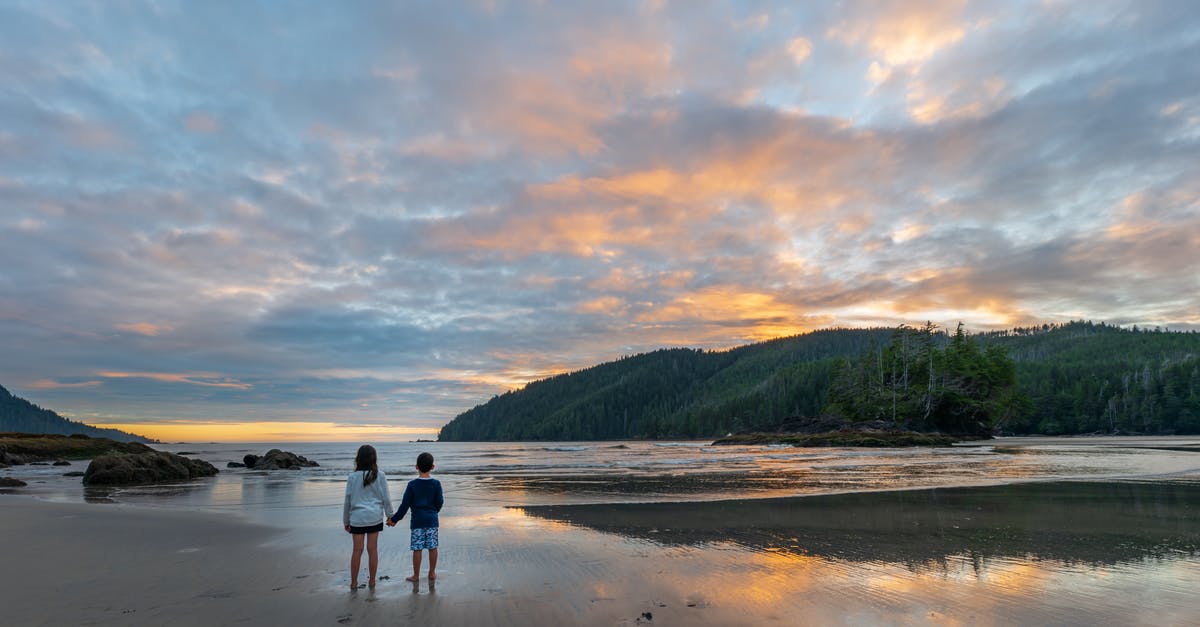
[1,1,1198,442]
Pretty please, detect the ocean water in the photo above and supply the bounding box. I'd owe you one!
[6,436,1200,624]
[15,435,1200,508]
[10,436,1200,532]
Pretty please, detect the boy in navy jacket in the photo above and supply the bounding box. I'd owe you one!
[387,452,444,582]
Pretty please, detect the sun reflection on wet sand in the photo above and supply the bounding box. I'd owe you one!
[514,481,1200,625]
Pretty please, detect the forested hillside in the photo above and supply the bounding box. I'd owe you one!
[0,384,150,442]
[978,322,1200,435]
[438,322,1200,441]
[439,328,894,440]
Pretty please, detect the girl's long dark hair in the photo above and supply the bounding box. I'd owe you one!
[355,444,379,487]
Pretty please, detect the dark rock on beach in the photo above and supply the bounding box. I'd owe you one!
[227,461,246,468]
[53,460,71,466]
[63,471,86,477]
[83,451,219,486]
[0,477,27,487]
[243,449,319,470]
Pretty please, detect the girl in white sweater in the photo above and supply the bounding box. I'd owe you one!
[343,444,393,589]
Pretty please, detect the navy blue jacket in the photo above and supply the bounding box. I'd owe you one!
[390,477,443,529]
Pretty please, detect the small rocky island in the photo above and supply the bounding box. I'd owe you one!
[235,449,320,470]
[710,416,972,448]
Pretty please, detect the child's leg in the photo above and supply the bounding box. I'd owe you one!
[428,548,438,579]
[407,549,422,582]
[366,532,379,586]
[350,533,365,589]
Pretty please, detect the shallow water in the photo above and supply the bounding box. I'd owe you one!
[4,436,1200,625]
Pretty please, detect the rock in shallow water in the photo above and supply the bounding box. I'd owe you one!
[0,477,27,487]
[83,451,219,486]
[244,449,319,470]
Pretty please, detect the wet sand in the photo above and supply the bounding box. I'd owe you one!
[5,478,1200,626]
[1,496,751,625]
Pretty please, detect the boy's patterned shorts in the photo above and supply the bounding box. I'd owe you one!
[410,527,439,551]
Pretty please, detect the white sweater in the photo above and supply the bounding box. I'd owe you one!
[342,470,393,527]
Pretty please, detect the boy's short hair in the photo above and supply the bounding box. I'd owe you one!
[416,452,434,472]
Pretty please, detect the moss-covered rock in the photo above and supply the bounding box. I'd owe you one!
[0,433,152,464]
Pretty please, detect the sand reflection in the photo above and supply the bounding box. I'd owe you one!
[512,482,1200,624]
[518,482,1200,566]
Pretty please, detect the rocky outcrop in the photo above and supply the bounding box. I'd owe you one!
[83,451,219,485]
[0,477,27,487]
[709,415,980,448]
[0,433,152,464]
[711,430,963,447]
[243,449,319,470]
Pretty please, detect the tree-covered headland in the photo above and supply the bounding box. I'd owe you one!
[437,321,1200,441]
[826,323,1024,437]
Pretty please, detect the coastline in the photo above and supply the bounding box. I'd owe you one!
[4,437,1200,625]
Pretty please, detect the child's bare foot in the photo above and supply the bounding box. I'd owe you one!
[405,575,419,582]
[368,578,376,588]
[428,572,436,580]
[350,581,358,590]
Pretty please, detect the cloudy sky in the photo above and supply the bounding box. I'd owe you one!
[1,1,1197,441]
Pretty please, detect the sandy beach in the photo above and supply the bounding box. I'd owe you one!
[4,438,1200,625]
[5,478,1200,626]
[0,496,782,626]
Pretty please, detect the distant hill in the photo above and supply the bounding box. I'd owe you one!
[0,384,152,443]
[438,322,1200,441]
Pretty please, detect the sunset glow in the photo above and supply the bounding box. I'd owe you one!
[89,421,438,444]
[1,1,1197,441]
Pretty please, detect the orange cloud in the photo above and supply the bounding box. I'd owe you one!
[474,71,611,156]
[828,0,970,67]
[28,379,102,390]
[636,285,817,343]
[97,371,253,390]
[114,322,171,336]
[575,296,627,315]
